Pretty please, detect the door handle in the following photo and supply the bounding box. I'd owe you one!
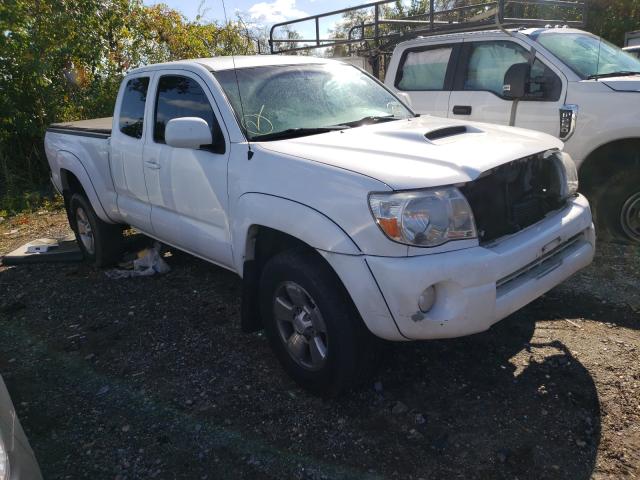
[452,105,472,115]
[144,160,161,170]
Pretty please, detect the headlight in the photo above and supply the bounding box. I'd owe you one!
[548,150,578,197]
[0,435,8,480]
[369,187,477,247]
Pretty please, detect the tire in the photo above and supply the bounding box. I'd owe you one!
[259,249,376,396]
[594,171,640,244]
[69,193,123,267]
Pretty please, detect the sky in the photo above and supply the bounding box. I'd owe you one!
[143,0,367,47]
[143,0,353,26]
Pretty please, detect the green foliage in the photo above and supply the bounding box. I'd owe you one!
[587,0,640,46]
[0,0,255,213]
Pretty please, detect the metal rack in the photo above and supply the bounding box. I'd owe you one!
[269,0,587,77]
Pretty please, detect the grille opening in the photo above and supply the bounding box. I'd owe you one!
[425,126,467,141]
[459,153,566,244]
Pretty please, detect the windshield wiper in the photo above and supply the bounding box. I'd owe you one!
[342,115,400,127]
[587,70,640,80]
[251,126,347,142]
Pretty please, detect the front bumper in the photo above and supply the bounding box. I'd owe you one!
[364,194,595,340]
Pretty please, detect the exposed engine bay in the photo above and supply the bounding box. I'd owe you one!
[460,152,567,243]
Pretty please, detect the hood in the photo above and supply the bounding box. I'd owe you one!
[257,116,563,190]
[601,75,640,92]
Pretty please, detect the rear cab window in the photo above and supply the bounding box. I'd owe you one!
[119,77,150,138]
[396,46,454,91]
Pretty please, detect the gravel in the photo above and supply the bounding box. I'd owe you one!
[0,211,639,479]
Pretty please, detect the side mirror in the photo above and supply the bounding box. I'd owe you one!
[395,91,413,108]
[165,117,213,149]
[503,62,531,99]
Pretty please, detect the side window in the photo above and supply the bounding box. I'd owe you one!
[464,41,529,96]
[528,58,562,101]
[396,46,453,91]
[119,77,150,139]
[154,75,219,146]
[463,41,562,101]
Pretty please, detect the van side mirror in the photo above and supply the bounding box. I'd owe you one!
[395,92,413,108]
[503,63,530,99]
[165,117,213,149]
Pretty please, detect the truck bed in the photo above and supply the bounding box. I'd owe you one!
[48,117,112,138]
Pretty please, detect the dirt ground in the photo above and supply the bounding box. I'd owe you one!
[0,210,639,480]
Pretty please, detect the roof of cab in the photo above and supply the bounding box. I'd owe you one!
[394,26,589,48]
[128,55,339,75]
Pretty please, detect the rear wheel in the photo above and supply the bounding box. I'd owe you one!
[69,193,123,267]
[259,249,376,396]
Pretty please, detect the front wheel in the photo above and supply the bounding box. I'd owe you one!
[595,171,640,244]
[69,193,123,267]
[259,249,376,396]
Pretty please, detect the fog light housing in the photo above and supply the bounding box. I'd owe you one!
[418,286,436,313]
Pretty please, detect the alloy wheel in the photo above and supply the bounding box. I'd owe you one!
[273,281,329,371]
[75,207,95,255]
[620,192,640,243]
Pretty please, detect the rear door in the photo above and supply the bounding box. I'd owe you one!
[448,37,567,136]
[142,70,233,268]
[387,39,462,117]
[110,73,154,232]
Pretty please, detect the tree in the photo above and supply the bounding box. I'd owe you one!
[0,0,255,207]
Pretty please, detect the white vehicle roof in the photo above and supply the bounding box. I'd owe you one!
[395,26,590,48]
[129,55,339,74]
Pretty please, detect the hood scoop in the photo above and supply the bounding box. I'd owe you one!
[424,125,469,141]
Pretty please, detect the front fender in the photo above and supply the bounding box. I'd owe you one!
[231,193,361,273]
[56,150,113,223]
[232,193,405,340]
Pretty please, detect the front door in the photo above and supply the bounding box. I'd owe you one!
[142,71,233,268]
[448,38,567,138]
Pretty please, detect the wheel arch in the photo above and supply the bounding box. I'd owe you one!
[579,138,640,195]
[57,151,113,223]
[233,193,363,334]
[240,225,363,333]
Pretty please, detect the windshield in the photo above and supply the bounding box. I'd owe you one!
[214,63,413,141]
[534,32,640,79]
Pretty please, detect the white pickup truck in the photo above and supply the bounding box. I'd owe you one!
[45,56,594,395]
[385,27,640,244]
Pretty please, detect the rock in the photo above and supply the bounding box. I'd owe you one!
[576,439,587,447]
[122,425,130,432]
[96,385,110,396]
[392,401,408,415]
[407,429,424,441]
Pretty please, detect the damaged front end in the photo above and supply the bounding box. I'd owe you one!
[459,151,578,244]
